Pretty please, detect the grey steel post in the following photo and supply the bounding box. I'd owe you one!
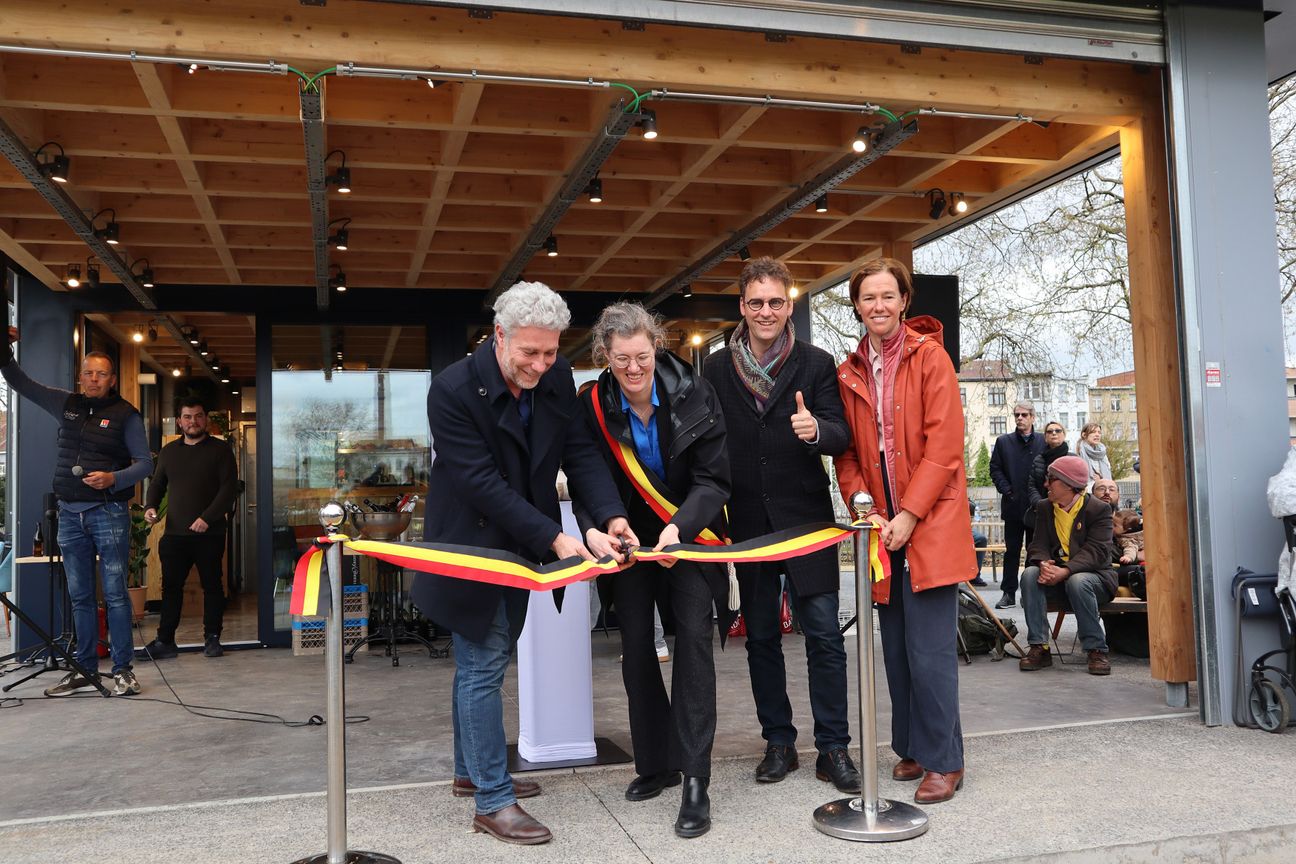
[813,491,929,842]
[291,502,401,864]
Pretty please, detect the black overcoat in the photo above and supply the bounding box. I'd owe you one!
[410,340,625,644]
[702,339,849,597]
[575,350,736,638]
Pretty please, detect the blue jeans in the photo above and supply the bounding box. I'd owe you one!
[1020,566,1113,652]
[451,598,516,815]
[58,502,133,674]
[741,564,849,752]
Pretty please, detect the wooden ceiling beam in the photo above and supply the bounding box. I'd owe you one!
[132,62,240,283]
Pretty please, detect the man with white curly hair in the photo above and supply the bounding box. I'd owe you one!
[412,280,634,845]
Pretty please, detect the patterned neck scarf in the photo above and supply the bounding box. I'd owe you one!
[730,319,795,411]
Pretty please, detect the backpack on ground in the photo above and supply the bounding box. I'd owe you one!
[957,586,1018,661]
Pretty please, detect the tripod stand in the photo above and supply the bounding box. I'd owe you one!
[1,504,110,696]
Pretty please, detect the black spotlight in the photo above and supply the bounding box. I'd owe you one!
[328,218,351,251]
[198,340,209,356]
[739,246,751,261]
[92,209,120,245]
[35,142,70,183]
[927,189,947,220]
[851,126,871,154]
[326,150,351,194]
[544,235,558,257]
[681,284,693,299]
[815,194,829,213]
[639,109,658,140]
[951,192,969,215]
[330,265,348,292]
[84,259,100,289]
[64,264,81,288]
[147,324,158,342]
[586,177,603,203]
[132,258,155,289]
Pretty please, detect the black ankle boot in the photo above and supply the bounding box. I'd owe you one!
[674,776,711,838]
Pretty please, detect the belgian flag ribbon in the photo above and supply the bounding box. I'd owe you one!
[288,520,881,618]
[588,380,725,546]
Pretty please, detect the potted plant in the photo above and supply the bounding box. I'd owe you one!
[128,497,164,620]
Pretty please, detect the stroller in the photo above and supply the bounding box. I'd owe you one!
[1239,516,1296,732]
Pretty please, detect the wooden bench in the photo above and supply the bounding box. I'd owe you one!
[973,543,1007,583]
[1048,596,1148,658]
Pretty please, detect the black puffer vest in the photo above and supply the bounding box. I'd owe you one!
[53,393,137,503]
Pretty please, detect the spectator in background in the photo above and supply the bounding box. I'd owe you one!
[1092,478,1121,510]
[1076,422,1112,483]
[989,402,1045,609]
[1025,422,1069,531]
[969,499,988,587]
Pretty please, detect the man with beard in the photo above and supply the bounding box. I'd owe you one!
[142,396,239,659]
[1092,478,1121,510]
[411,281,631,845]
[702,256,859,794]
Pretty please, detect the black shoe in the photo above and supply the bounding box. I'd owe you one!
[970,577,988,587]
[203,635,224,658]
[754,744,799,783]
[815,748,861,793]
[625,770,682,801]
[674,776,711,838]
[994,593,1016,609]
[142,638,178,660]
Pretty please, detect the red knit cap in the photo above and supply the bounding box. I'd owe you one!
[1047,455,1090,490]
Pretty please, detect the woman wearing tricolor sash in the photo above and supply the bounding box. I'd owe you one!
[835,258,976,805]
[577,302,733,839]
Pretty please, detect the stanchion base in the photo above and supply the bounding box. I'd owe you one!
[290,851,402,863]
[812,796,929,842]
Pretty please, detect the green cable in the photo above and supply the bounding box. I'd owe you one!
[284,65,311,86]
[876,107,901,122]
[609,82,641,110]
[304,66,338,92]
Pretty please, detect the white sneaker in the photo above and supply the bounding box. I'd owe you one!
[112,668,141,696]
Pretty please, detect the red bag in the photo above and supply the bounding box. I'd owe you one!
[780,590,794,634]
[96,606,109,658]
[728,613,746,638]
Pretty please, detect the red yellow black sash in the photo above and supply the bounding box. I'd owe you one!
[288,521,887,618]
[589,380,724,545]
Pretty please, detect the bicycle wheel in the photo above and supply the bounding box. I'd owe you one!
[1249,678,1290,733]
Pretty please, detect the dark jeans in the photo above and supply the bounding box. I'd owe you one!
[972,530,988,571]
[615,559,716,778]
[741,562,849,753]
[877,550,963,774]
[157,533,227,643]
[1000,516,1032,597]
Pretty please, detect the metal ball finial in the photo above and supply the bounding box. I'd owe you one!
[319,501,345,532]
[849,490,874,520]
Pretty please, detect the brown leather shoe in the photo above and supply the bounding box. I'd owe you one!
[451,776,541,799]
[914,769,964,804]
[1087,650,1112,676]
[471,803,552,845]
[892,758,924,781]
[1019,644,1053,671]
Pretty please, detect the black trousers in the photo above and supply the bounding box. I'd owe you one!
[1000,516,1032,597]
[614,558,716,778]
[157,533,227,642]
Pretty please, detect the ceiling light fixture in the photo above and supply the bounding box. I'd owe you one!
[131,326,144,343]
[681,284,692,299]
[544,235,558,257]
[329,264,348,292]
[851,126,872,154]
[34,142,70,183]
[147,324,158,342]
[198,340,209,356]
[64,263,81,288]
[951,191,969,215]
[220,377,230,384]
[84,258,100,289]
[325,149,351,194]
[586,176,603,203]
[327,218,350,251]
[210,357,220,371]
[172,368,182,377]
[639,109,658,140]
[815,194,829,213]
[184,326,200,345]
[690,333,703,347]
[927,188,948,220]
[739,246,751,261]
[91,208,120,245]
[789,286,800,299]
[130,258,155,289]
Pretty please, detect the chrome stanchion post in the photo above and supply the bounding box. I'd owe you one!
[291,502,402,864]
[813,491,929,842]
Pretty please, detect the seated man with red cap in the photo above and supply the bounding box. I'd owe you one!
[1017,454,1118,676]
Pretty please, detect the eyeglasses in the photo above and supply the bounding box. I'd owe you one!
[1045,427,1064,434]
[611,353,654,370]
[743,297,787,312]
[1013,412,1032,418]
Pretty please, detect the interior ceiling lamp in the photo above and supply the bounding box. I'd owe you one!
[171,367,182,377]
[851,126,872,154]
[34,142,70,183]
[544,235,558,257]
[64,263,81,288]
[84,257,100,288]
[184,326,200,345]
[325,149,351,194]
[198,340,209,356]
[927,189,948,220]
[789,286,800,299]
[586,176,603,203]
[815,194,829,213]
[690,333,703,347]
[131,325,144,343]
[638,109,658,140]
[739,246,751,261]
[329,264,348,292]
[950,191,969,215]
[210,357,221,371]
[681,284,693,299]
[327,218,350,252]
[147,323,158,342]
[91,208,120,245]
[131,258,155,289]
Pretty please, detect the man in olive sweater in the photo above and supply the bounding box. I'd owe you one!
[142,396,239,658]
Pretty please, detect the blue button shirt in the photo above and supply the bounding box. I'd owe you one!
[620,379,664,480]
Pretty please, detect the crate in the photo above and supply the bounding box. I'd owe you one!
[291,586,369,656]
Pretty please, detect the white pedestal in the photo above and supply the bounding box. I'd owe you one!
[516,501,596,762]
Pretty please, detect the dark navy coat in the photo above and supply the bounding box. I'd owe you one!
[411,340,624,644]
